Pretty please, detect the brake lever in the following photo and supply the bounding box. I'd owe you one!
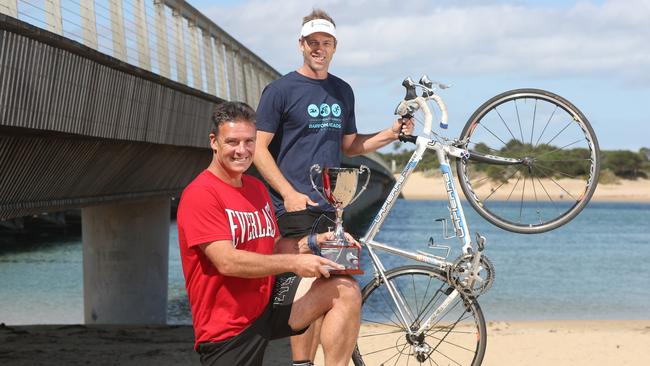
[402,77,417,101]
[419,75,434,97]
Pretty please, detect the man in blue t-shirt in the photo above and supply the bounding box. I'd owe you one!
[255,9,414,234]
[254,9,414,365]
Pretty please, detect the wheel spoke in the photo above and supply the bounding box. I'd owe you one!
[519,174,526,222]
[355,268,486,366]
[505,171,523,201]
[370,285,408,329]
[534,105,558,147]
[534,139,586,159]
[391,278,418,324]
[476,121,510,148]
[536,158,591,163]
[534,174,560,214]
[494,106,518,142]
[534,161,579,180]
[541,120,574,147]
[413,281,446,327]
[456,89,599,233]
[427,311,474,366]
[513,100,525,142]
[358,325,408,337]
[530,169,543,224]
[361,341,410,357]
[530,98,537,146]
[531,164,581,201]
[478,166,522,202]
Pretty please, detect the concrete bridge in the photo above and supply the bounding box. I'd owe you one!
[0,1,394,327]
[0,0,282,326]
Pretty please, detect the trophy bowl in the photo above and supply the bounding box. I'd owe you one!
[310,164,370,275]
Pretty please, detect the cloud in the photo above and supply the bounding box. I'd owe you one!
[203,0,650,85]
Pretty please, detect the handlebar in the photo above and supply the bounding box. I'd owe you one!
[394,75,450,136]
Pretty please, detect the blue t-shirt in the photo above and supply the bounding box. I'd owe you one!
[256,71,357,215]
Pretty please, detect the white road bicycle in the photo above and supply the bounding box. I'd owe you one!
[351,76,600,365]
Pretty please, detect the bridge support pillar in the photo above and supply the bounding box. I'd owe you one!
[82,198,170,324]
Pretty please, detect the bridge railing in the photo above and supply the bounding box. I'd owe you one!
[0,0,279,107]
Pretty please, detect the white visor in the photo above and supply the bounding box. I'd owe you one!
[300,19,336,39]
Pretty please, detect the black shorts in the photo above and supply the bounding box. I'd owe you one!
[196,273,307,366]
[276,210,336,238]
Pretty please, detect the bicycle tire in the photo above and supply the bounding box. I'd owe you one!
[456,89,600,233]
[352,265,487,366]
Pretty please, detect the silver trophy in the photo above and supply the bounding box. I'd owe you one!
[309,164,370,274]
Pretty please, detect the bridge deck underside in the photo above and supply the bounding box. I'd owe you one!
[0,131,208,218]
[0,17,224,219]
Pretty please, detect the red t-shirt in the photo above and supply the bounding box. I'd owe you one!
[177,170,278,348]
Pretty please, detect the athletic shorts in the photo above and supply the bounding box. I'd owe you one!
[276,210,336,238]
[196,273,307,366]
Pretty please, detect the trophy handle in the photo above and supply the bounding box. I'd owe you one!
[347,165,371,206]
[309,164,329,203]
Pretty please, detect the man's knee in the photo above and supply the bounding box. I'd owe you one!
[328,276,362,308]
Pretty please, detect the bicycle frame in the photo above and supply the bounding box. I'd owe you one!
[359,134,479,335]
[354,80,597,364]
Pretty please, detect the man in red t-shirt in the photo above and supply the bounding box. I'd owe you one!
[177,101,361,366]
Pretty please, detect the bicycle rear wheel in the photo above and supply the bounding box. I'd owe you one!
[352,265,486,366]
[456,89,600,233]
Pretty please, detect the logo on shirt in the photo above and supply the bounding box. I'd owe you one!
[307,102,344,130]
[331,103,341,117]
[319,103,331,117]
[307,104,319,117]
[224,203,276,247]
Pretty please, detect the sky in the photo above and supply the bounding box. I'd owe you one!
[190,0,649,151]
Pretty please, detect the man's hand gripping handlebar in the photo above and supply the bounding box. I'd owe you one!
[394,75,450,143]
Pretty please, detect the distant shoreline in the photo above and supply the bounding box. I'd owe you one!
[397,172,650,202]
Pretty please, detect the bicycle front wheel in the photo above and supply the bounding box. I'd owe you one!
[457,89,600,233]
[352,266,486,366]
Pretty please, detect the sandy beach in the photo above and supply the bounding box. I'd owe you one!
[397,172,650,202]
[2,320,649,365]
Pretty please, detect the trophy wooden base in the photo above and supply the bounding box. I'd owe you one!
[320,243,363,275]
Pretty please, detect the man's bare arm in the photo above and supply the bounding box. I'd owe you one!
[274,235,308,254]
[342,118,414,156]
[201,240,341,279]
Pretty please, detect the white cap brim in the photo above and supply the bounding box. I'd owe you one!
[300,19,336,38]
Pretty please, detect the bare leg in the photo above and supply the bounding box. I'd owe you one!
[319,278,360,366]
[289,319,321,362]
[308,317,323,359]
[289,276,361,366]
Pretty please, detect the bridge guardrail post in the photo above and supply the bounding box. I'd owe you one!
[171,8,187,84]
[202,29,216,96]
[153,0,170,78]
[188,19,202,89]
[214,36,229,99]
[45,0,62,35]
[80,0,97,49]
[109,0,127,61]
[134,0,151,71]
[0,0,17,18]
